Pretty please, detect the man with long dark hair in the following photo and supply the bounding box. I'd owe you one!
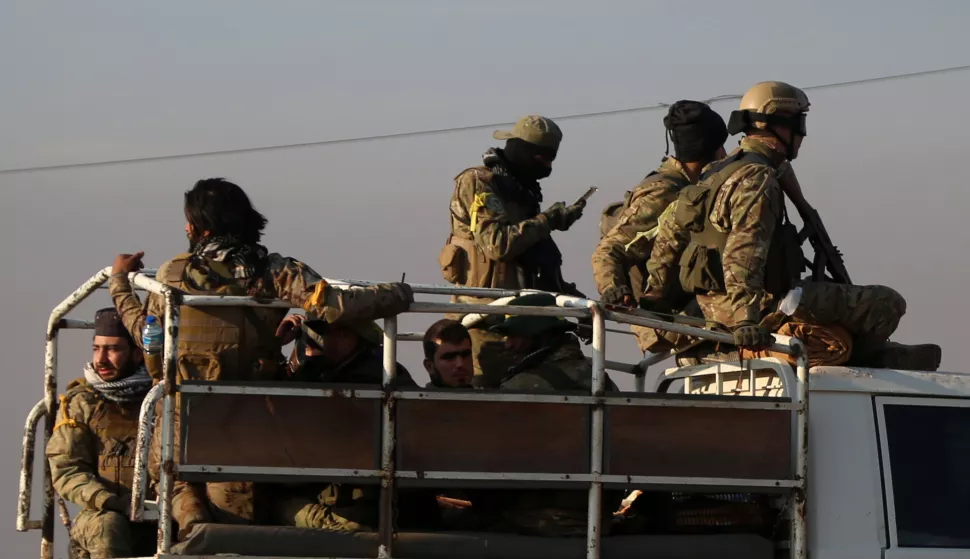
[108,178,414,538]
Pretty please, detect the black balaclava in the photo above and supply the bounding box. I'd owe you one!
[663,100,729,162]
[503,138,558,182]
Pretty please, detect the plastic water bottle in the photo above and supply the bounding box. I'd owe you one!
[142,316,164,355]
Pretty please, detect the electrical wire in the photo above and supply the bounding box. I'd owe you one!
[2,64,968,175]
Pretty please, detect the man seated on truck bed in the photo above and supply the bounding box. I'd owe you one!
[46,308,156,558]
[471,293,621,536]
[422,319,474,389]
[490,293,618,393]
[280,313,416,386]
[269,314,437,532]
[108,178,415,538]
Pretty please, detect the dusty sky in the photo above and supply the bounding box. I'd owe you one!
[2,0,969,555]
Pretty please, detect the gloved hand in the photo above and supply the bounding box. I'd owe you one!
[601,285,633,306]
[543,201,585,231]
[562,201,585,230]
[732,322,773,350]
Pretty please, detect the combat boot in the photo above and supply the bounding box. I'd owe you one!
[861,341,942,371]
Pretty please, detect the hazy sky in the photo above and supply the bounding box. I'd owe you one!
[3,1,969,555]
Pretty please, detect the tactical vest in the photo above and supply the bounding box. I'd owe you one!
[439,167,536,293]
[675,151,805,296]
[160,254,288,383]
[599,169,690,296]
[61,385,141,495]
[598,169,689,238]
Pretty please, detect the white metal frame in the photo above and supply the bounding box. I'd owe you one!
[18,267,811,559]
[874,395,970,552]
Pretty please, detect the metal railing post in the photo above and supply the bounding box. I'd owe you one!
[40,267,111,559]
[17,400,47,532]
[156,290,180,555]
[586,304,606,559]
[130,384,164,522]
[41,331,58,559]
[378,316,398,559]
[791,339,809,559]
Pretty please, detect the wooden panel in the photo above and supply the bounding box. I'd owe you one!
[606,405,791,479]
[181,391,380,470]
[396,399,588,473]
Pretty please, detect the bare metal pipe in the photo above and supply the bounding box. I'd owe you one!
[130,384,164,522]
[42,266,111,559]
[586,303,606,559]
[156,287,180,555]
[17,400,46,532]
[379,317,398,558]
[791,339,809,559]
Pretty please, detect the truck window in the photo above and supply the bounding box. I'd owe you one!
[883,402,970,548]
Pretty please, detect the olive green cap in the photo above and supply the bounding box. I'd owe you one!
[488,293,572,337]
[493,115,563,149]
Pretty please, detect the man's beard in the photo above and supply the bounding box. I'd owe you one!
[95,360,138,381]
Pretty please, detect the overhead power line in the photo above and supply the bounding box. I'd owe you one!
[2,63,969,175]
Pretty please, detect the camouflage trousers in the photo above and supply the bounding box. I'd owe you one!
[763,282,905,359]
[70,509,156,558]
[269,484,374,533]
[149,399,255,532]
[698,282,905,356]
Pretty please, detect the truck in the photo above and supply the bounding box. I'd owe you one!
[16,266,970,558]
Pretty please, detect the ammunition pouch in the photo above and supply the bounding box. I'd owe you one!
[91,400,139,493]
[674,183,727,294]
[438,237,467,285]
[764,221,805,295]
[675,150,804,296]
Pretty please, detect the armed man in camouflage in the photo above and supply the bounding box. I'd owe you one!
[439,115,588,387]
[473,293,619,536]
[490,293,618,392]
[109,178,415,538]
[643,82,942,370]
[280,313,416,385]
[46,308,156,558]
[269,315,437,534]
[592,100,728,354]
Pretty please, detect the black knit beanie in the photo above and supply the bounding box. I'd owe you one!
[663,101,728,162]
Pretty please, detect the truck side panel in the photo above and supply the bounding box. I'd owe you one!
[809,392,887,559]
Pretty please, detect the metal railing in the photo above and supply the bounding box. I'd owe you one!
[19,267,809,559]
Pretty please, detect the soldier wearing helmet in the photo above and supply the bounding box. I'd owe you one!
[642,82,941,370]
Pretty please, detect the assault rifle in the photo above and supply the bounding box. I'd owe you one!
[777,163,853,285]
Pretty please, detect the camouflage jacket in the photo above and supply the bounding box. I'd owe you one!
[501,339,618,392]
[110,252,412,351]
[445,150,556,302]
[591,158,691,297]
[645,137,787,326]
[46,377,145,512]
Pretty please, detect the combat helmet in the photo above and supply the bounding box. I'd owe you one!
[728,81,809,158]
